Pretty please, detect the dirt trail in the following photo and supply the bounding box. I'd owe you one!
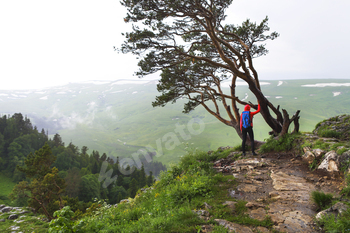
[215,152,343,233]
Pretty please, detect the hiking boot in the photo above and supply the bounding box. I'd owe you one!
[242,152,246,156]
[252,152,257,156]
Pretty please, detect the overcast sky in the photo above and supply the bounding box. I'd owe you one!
[1,0,349,90]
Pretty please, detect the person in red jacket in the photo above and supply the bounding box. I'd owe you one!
[240,103,261,156]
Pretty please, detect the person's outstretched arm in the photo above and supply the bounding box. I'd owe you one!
[251,103,260,116]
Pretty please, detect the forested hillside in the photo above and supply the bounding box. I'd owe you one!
[0,113,166,219]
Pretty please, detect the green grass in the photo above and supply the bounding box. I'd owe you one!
[317,209,350,233]
[314,173,350,232]
[0,172,16,205]
[47,148,274,232]
[0,209,49,233]
[259,133,302,153]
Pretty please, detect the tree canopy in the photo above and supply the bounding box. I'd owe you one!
[121,0,300,137]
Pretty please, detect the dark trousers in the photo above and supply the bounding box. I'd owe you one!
[242,126,254,153]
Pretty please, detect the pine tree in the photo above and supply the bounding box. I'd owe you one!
[128,178,138,198]
[11,143,65,220]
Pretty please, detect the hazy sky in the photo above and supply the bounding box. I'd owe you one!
[1,0,349,90]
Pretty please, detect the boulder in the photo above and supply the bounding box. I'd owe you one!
[302,148,326,164]
[313,115,350,140]
[0,204,5,210]
[313,148,325,158]
[19,211,30,215]
[192,209,210,221]
[337,150,350,170]
[1,207,13,213]
[316,202,349,221]
[203,202,212,210]
[8,214,18,220]
[214,219,253,233]
[318,151,339,172]
[223,201,237,212]
[0,219,5,222]
[302,150,315,164]
[245,201,265,209]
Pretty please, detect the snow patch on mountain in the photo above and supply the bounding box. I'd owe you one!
[302,83,350,87]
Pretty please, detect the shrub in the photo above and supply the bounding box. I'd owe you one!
[311,191,333,211]
[309,159,319,171]
[314,139,330,150]
[337,148,348,156]
[260,133,300,153]
[340,173,350,197]
[318,208,350,233]
[48,206,82,233]
[318,129,341,139]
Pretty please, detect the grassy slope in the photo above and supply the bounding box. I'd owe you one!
[47,148,274,232]
[0,172,16,204]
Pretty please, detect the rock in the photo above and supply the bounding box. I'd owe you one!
[256,226,271,233]
[313,148,325,158]
[214,219,253,233]
[302,150,315,164]
[1,207,13,213]
[0,219,5,222]
[238,184,258,193]
[318,151,339,172]
[268,171,316,232]
[193,209,210,217]
[223,201,237,211]
[245,201,265,209]
[231,158,268,173]
[313,115,350,140]
[337,150,350,169]
[193,209,210,221]
[8,214,18,220]
[200,225,213,233]
[19,211,30,215]
[302,147,326,164]
[203,202,212,210]
[0,204,5,210]
[269,191,281,200]
[249,208,266,221]
[303,147,311,153]
[315,202,349,220]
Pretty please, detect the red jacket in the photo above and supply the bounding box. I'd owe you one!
[240,104,261,131]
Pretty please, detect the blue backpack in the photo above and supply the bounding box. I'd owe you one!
[241,111,251,128]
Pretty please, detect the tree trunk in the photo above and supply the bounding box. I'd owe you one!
[246,80,300,136]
